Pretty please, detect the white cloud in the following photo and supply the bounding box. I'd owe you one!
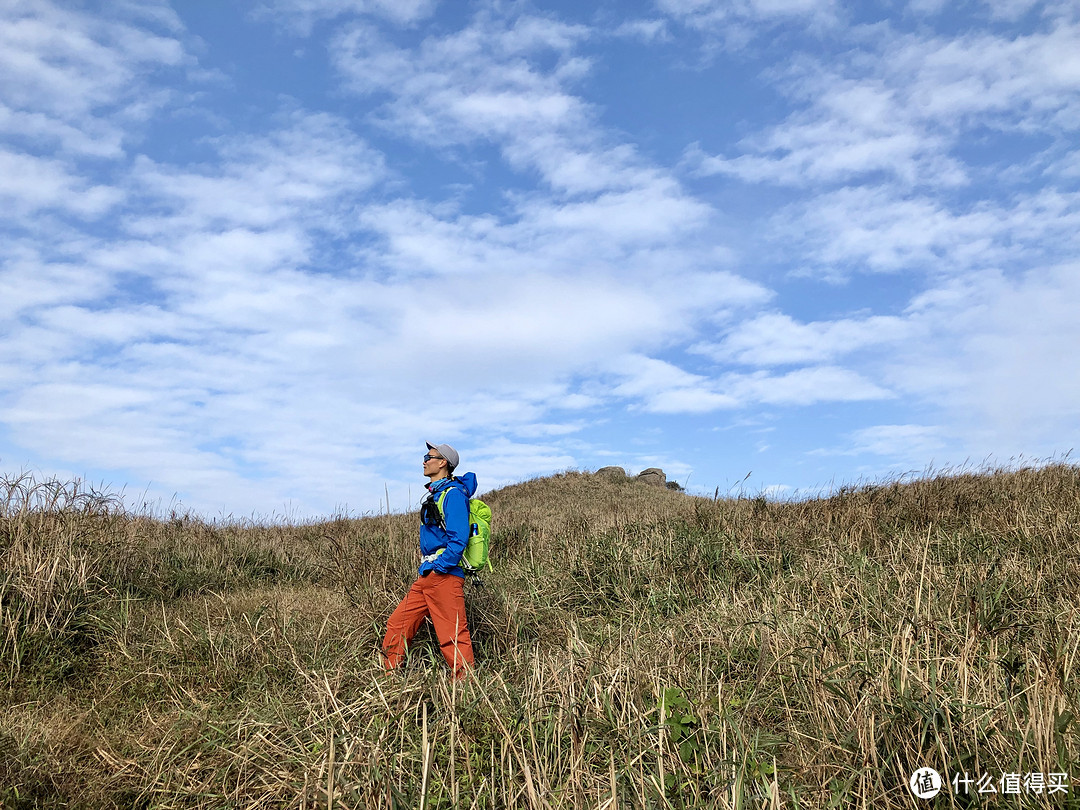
[610,356,739,413]
[0,245,115,322]
[0,105,393,516]
[791,259,1080,463]
[256,0,438,34]
[128,112,385,233]
[689,250,1080,468]
[906,0,949,15]
[693,15,1080,187]
[0,0,188,156]
[0,0,199,276]
[889,19,1080,131]
[0,148,123,217]
[34,304,183,347]
[728,366,892,405]
[0,103,124,159]
[331,16,593,162]
[984,0,1044,21]
[613,19,671,43]
[356,195,731,284]
[465,437,579,488]
[1050,148,1080,177]
[893,263,1080,451]
[779,186,1080,274]
[607,356,890,413]
[329,9,723,270]
[328,9,712,236]
[907,0,1052,19]
[846,424,947,459]
[656,0,838,34]
[519,180,712,241]
[696,312,915,365]
[692,92,964,187]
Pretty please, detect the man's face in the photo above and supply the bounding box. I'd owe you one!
[423,449,447,479]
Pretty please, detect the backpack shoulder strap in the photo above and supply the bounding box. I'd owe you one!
[435,479,469,513]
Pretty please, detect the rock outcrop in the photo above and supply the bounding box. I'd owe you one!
[636,468,667,487]
[596,466,627,479]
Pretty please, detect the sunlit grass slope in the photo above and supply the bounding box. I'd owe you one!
[2,464,1078,808]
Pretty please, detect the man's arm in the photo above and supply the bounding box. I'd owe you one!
[434,486,469,571]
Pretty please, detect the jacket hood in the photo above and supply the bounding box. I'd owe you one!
[456,471,478,497]
[428,471,477,498]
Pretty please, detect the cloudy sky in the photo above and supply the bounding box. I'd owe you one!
[2,0,1078,519]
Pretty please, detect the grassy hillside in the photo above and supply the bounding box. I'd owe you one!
[2,465,1078,808]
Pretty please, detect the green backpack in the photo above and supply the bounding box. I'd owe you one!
[436,486,492,574]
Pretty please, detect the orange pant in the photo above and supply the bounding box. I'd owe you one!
[382,573,474,679]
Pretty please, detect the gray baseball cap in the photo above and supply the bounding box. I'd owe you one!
[425,441,459,470]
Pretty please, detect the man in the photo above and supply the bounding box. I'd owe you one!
[381,442,476,680]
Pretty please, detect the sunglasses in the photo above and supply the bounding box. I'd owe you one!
[423,453,443,462]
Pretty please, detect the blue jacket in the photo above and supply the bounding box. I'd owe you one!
[418,472,477,579]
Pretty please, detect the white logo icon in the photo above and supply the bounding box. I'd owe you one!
[910,767,943,799]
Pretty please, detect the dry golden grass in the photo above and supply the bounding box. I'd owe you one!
[2,465,1078,808]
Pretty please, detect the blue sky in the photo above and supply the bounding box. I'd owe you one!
[2,0,1078,519]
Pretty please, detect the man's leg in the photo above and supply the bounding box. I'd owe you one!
[423,573,475,679]
[382,579,430,670]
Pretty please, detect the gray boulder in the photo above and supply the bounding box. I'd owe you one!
[596,466,627,479]
[636,467,667,487]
